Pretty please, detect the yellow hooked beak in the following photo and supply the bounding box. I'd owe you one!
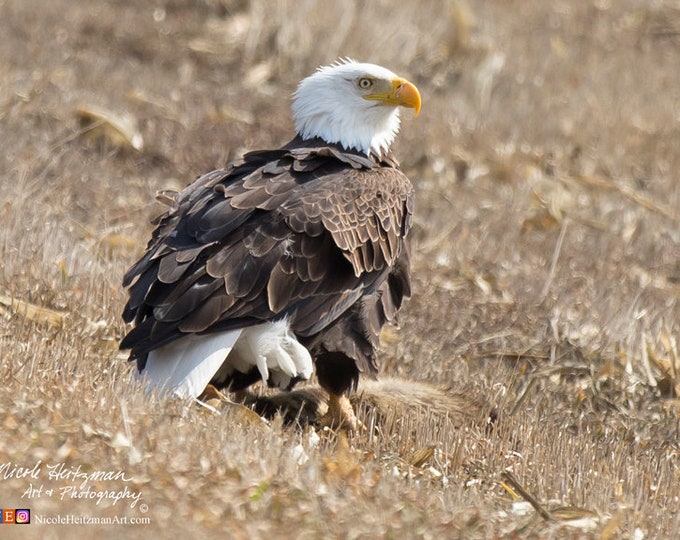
[364,77,422,116]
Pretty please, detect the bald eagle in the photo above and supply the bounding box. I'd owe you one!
[120,60,421,430]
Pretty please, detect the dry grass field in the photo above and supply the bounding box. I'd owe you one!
[1,0,679,538]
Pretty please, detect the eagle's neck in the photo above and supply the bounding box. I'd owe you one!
[292,100,401,159]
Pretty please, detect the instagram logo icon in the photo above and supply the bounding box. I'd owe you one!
[15,509,30,524]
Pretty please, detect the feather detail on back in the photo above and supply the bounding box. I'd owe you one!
[121,137,412,381]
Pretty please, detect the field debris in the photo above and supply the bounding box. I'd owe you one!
[75,105,144,151]
[502,471,600,532]
[0,295,67,326]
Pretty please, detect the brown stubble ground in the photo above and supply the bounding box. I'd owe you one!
[1,0,679,538]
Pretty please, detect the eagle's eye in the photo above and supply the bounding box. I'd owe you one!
[358,77,373,90]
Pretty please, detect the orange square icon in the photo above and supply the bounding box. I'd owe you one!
[2,509,15,524]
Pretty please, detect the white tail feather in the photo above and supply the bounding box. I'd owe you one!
[138,330,242,399]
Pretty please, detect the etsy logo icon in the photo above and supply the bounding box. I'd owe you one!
[15,509,30,524]
[2,508,15,524]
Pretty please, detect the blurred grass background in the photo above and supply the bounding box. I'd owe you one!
[1,0,679,538]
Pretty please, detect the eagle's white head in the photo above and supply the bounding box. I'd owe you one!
[292,59,421,158]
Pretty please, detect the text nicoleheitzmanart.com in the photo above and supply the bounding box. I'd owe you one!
[1,461,144,509]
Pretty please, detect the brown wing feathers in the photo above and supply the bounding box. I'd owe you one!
[121,139,413,376]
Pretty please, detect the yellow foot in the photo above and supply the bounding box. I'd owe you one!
[199,383,224,402]
[317,393,364,433]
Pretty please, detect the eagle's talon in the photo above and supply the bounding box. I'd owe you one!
[317,393,365,433]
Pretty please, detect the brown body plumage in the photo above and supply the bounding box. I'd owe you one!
[121,137,412,403]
